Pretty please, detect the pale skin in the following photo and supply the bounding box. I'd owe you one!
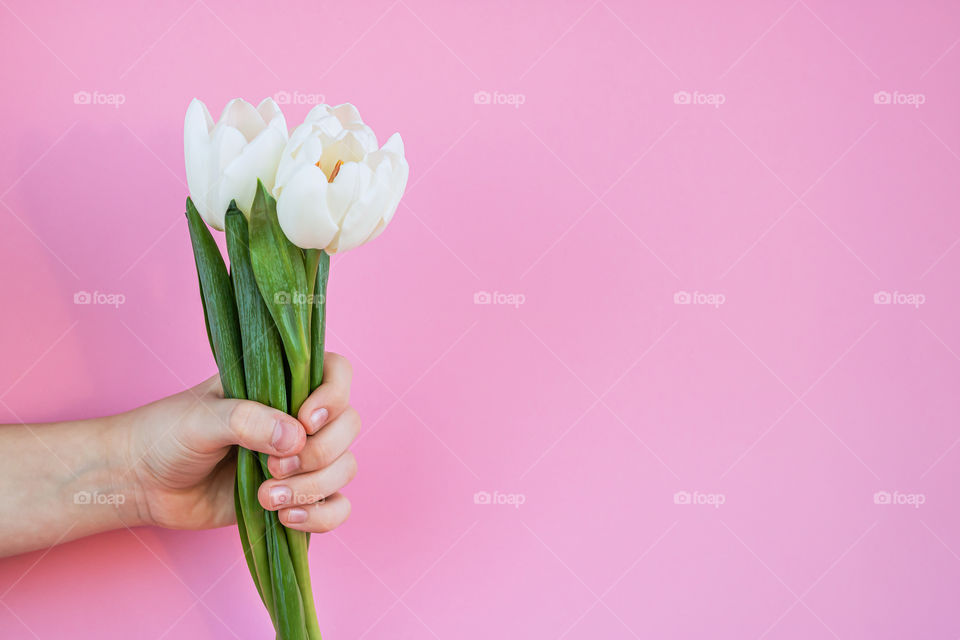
[0,352,359,558]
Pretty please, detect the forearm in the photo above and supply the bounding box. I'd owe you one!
[0,416,141,557]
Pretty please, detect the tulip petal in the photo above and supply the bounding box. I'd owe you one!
[325,161,365,225]
[219,98,268,142]
[332,162,392,253]
[276,164,339,250]
[363,133,408,228]
[198,125,247,229]
[257,98,283,125]
[185,100,217,226]
[221,126,288,215]
[185,97,289,231]
[332,103,363,125]
[269,103,407,251]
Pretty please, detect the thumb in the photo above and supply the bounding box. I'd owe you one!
[189,397,307,457]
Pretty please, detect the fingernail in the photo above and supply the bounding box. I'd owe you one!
[276,456,300,476]
[286,507,308,523]
[271,419,299,453]
[311,408,329,430]
[269,486,292,507]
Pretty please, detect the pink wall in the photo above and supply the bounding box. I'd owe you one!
[1,0,959,637]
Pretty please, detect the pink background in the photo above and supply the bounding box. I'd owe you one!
[1,0,959,637]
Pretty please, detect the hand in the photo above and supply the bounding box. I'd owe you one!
[118,352,359,533]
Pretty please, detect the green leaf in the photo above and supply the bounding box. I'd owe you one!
[248,182,310,369]
[234,467,263,604]
[185,198,246,400]
[285,527,322,640]
[309,251,330,391]
[266,509,308,640]
[225,206,288,413]
[197,271,216,358]
[237,447,276,625]
[227,204,321,638]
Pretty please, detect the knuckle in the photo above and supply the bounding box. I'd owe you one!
[199,375,223,397]
[295,473,324,501]
[314,500,346,532]
[333,386,351,410]
[312,439,333,468]
[346,407,361,432]
[228,402,258,442]
[329,352,352,378]
[343,451,358,479]
[313,516,334,533]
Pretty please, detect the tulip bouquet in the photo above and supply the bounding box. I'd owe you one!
[183,97,407,639]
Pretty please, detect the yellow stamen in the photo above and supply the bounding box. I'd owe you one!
[328,159,344,183]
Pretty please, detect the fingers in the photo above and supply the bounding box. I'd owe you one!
[297,352,352,435]
[195,399,307,457]
[258,451,357,510]
[267,407,361,479]
[278,493,352,532]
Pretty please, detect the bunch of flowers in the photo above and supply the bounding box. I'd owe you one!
[183,97,408,639]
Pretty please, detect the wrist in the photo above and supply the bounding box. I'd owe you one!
[94,413,147,528]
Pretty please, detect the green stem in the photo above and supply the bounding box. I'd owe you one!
[235,466,265,604]
[238,448,276,624]
[289,357,310,417]
[304,249,321,309]
[287,251,324,640]
[265,510,307,640]
[287,529,322,640]
[310,252,329,391]
[286,341,321,639]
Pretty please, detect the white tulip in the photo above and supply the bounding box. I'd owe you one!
[184,98,288,230]
[273,103,408,253]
